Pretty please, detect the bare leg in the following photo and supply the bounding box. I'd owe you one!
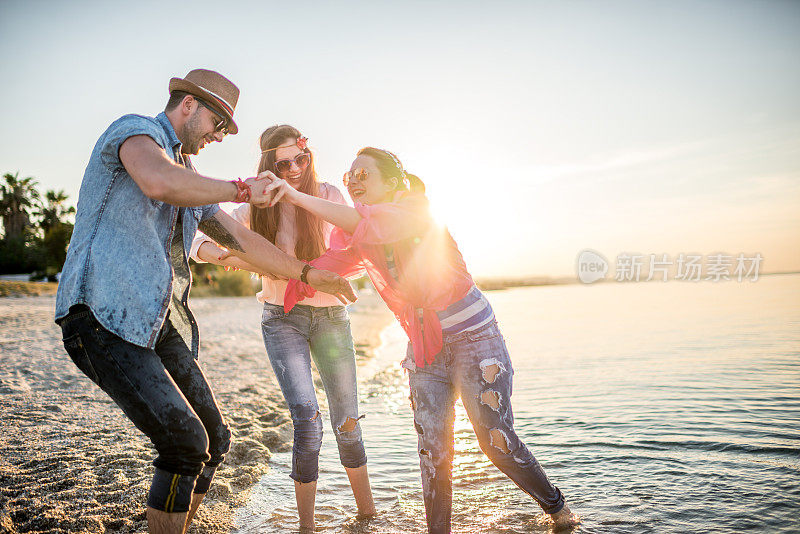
[345,465,376,517]
[182,493,205,533]
[294,480,317,530]
[146,506,187,534]
[550,502,580,530]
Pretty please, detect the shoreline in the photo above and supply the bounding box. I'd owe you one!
[0,292,393,534]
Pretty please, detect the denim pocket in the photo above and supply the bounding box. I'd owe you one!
[148,195,165,209]
[261,304,286,323]
[328,306,350,324]
[63,332,101,385]
[466,322,501,343]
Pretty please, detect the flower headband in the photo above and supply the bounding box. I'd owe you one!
[261,136,308,154]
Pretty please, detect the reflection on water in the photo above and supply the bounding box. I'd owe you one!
[235,275,800,533]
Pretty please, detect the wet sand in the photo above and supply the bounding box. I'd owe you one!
[0,292,392,534]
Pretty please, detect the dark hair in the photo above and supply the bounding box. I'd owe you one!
[250,125,325,262]
[357,147,425,194]
[165,91,192,112]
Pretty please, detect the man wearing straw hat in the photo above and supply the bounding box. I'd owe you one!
[55,69,356,533]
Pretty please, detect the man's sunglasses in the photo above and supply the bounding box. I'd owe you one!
[196,98,229,135]
[342,168,369,187]
[275,153,312,174]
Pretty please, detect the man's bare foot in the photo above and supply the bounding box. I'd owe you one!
[550,502,580,531]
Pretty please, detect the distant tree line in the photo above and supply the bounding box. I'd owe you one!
[0,171,75,280]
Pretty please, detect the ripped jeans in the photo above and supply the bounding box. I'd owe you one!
[261,302,367,483]
[403,320,564,533]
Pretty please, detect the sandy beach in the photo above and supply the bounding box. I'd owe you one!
[0,291,392,534]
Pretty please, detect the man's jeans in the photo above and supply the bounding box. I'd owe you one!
[403,320,564,533]
[261,302,367,483]
[58,305,231,513]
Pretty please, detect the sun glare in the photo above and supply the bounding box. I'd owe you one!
[427,189,502,276]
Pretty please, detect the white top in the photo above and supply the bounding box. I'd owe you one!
[189,182,348,307]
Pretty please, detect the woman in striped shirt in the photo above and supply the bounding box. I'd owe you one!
[268,147,578,533]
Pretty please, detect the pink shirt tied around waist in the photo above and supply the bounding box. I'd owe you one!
[190,182,347,307]
[284,191,474,367]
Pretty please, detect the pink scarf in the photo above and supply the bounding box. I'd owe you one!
[284,192,473,367]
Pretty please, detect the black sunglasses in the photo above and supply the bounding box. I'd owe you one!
[196,98,229,135]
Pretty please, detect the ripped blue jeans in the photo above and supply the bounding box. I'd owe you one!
[403,320,564,533]
[261,302,367,483]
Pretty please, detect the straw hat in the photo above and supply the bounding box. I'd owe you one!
[169,69,240,135]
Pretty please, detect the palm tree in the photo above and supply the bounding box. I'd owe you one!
[0,172,41,240]
[38,188,76,275]
[39,189,75,236]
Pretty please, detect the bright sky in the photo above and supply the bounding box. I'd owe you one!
[2,0,798,277]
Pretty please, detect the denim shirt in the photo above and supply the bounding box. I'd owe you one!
[55,112,220,355]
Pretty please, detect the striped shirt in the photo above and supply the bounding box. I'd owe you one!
[384,245,493,336]
[436,285,495,335]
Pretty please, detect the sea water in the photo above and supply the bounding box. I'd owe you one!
[235,274,800,533]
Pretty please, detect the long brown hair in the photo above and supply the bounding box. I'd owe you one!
[250,125,326,261]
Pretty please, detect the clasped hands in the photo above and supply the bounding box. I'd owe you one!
[234,173,357,304]
[244,171,298,208]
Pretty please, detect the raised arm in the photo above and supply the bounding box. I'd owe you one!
[198,210,356,302]
[262,180,362,233]
[265,178,430,244]
[119,135,273,207]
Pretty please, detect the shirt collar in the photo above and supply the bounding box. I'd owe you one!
[155,112,182,153]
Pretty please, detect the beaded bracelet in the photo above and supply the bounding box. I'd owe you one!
[300,264,313,284]
[231,178,251,203]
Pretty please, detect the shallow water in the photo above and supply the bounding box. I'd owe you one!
[235,274,800,533]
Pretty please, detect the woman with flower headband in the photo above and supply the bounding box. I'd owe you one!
[264,147,579,533]
[190,126,375,529]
